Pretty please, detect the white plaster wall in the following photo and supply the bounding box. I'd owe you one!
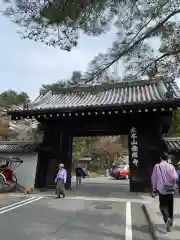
[0,153,38,188]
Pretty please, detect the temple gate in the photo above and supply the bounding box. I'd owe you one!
[7,77,180,192]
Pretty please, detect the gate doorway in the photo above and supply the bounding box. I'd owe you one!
[71,135,130,197]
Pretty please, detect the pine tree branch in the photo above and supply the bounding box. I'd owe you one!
[85,8,180,83]
[133,48,180,78]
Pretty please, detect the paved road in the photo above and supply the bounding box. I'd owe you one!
[0,195,32,208]
[69,178,143,201]
[0,177,153,239]
[32,177,144,202]
[0,196,152,240]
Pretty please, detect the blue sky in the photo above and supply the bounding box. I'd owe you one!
[0,14,116,99]
[1,13,180,100]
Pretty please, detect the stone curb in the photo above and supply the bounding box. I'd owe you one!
[142,204,158,240]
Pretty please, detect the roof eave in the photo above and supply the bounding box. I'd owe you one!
[7,99,180,117]
[0,151,39,154]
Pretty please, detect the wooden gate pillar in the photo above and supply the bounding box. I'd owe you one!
[128,115,164,192]
[35,123,62,188]
[59,131,72,189]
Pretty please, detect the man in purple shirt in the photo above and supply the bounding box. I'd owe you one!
[151,153,178,232]
[55,163,67,198]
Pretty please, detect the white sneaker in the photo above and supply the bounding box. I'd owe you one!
[165,218,172,232]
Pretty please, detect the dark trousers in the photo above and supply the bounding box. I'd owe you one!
[178,184,180,194]
[159,193,174,223]
[56,179,65,197]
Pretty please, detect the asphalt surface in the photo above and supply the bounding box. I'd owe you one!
[0,196,152,240]
[0,195,30,208]
[0,178,153,240]
[67,178,144,200]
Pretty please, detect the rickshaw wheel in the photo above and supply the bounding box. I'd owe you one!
[0,173,6,183]
[12,172,18,185]
[0,173,7,192]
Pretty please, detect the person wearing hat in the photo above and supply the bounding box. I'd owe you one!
[55,163,67,198]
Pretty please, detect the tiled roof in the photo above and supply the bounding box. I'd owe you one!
[8,79,180,113]
[164,137,180,152]
[0,142,41,153]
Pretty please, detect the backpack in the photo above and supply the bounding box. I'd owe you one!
[159,164,175,193]
[176,170,180,185]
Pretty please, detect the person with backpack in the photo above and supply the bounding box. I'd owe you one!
[75,163,85,189]
[175,162,180,193]
[151,153,178,232]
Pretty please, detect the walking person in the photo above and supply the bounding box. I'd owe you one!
[151,153,178,232]
[75,164,84,189]
[83,164,89,177]
[55,163,67,198]
[175,162,180,194]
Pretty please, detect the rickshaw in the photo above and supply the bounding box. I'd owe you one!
[0,156,23,192]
